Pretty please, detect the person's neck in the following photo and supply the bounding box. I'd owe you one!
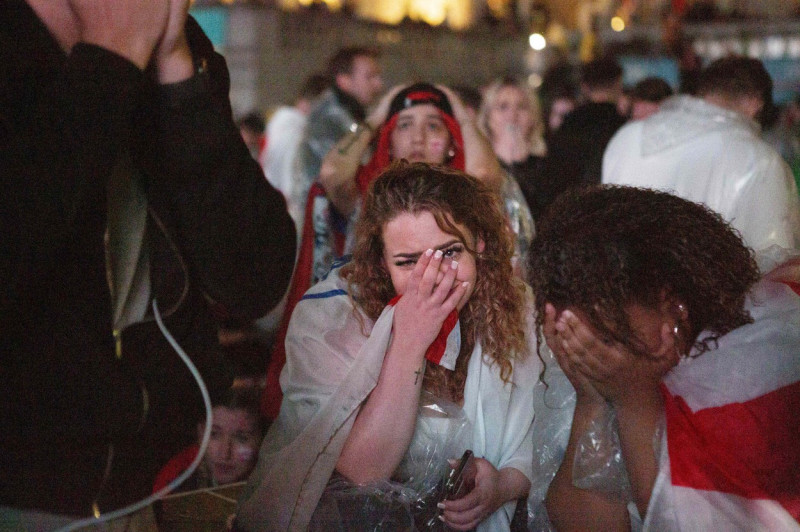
[26,0,79,53]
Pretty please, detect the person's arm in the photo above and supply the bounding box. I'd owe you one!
[138,11,296,319]
[319,85,403,217]
[153,0,194,84]
[542,305,631,531]
[441,461,531,531]
[546,399,631,531]
[336,250,468,482]
[0,1,169,444]
[551,308,678,521]
[318,120,376,217]
[437,85,504,191]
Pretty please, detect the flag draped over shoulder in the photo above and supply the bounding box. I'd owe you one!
[646,274,800,531]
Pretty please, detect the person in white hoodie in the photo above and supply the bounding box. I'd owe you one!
[603,56,800,252]
[260,73,329,235]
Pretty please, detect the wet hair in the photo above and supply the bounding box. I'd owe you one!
[343,161,528,400]
[478,76,547,157]
[697,56,773,109]
[326,46,380,79]
[527,186,759,357]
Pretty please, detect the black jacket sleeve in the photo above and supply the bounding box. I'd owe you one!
[137,17,296,322]
[0,17,151,444]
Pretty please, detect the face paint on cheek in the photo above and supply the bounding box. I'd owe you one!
[234,445,256,463]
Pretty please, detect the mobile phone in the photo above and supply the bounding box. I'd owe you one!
[443,449,477,500]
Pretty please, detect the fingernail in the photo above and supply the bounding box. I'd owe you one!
[437,502,446,510]
[451,260,458,269]
[426,249,434,257]
[434,250,443,259]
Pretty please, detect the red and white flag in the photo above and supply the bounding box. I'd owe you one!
[647,273,800,531]
[388,295,460,370]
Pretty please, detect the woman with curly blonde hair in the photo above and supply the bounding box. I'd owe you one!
[236,161,540,532]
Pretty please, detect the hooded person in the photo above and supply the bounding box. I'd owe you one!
[261,83,504,421]
[355,82,466,192]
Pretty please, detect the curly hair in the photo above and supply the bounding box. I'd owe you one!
[526,185,760,357]
[342,161,528,401]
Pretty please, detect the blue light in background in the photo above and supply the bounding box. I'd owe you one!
[619,56,681,90]
[190,6,229,49]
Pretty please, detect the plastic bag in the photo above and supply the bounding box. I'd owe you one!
[572,403,632,500]
[309,474,417,532]
[308,391,472,531]
[527,343,576,529]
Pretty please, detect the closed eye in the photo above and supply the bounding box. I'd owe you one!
[394,258,417,267]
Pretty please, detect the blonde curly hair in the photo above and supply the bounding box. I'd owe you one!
[342,161,528,401]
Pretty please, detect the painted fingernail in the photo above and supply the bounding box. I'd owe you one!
[434,250,443,259]
[437,502,446,510]
[426,249,434,257]
[451,260,458,269]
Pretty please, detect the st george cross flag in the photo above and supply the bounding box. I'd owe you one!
[645,268,800,531]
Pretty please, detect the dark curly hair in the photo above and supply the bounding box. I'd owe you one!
[526,185,760,357]
[342,161,528,401]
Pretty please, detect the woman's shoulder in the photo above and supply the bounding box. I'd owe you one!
[293,262,357,316]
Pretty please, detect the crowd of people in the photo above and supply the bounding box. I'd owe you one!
[2,1,799,531]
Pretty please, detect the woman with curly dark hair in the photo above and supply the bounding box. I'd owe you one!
[526,185,800,531]
[237,162,540,531]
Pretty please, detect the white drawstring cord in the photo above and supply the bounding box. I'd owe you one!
[55,300,212,532]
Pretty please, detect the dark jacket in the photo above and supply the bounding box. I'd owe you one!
[540,102,627,209]
[0,2,296,516]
